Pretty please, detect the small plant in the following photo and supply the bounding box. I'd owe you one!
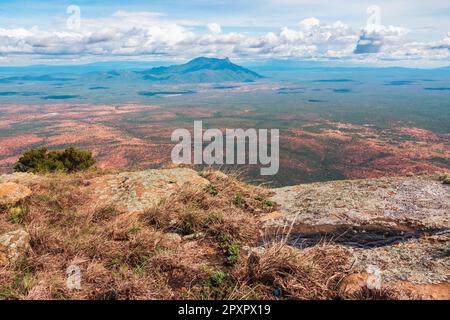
[439,173,450,185]
[233,193,243,206]
[9,206,28,224]
[203,270,228,288]
[205,184,219,196]
[180,214,195,235]
[255,195,275,209]
[220,234,240,265]
[196,269,234,300]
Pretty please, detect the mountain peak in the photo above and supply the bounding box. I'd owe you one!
[141,57,262,83]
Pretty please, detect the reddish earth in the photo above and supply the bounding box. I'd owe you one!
[0,103,448,185]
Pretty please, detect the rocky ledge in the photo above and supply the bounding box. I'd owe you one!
[265,174,449,299]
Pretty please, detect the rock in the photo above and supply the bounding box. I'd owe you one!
[167,233,182,243]
[0,182,32,207]
[270,175,450,229]
[340,272,450,300]
[351,234,450,285]
[88,168,210,213]
[207,171,228,180]
[0,229,31,265]
[267,175,450,298]
[339,273,371,296]
[159,233,183,248]
[183,232,206,240]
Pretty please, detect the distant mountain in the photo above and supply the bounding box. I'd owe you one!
[138,57,263,83]
[0,75,75,83]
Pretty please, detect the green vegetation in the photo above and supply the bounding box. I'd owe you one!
[9,206,28,224]
[196,269,234,300]
[220,234,240,265]
[233,193,243,206]
[14,147,95,173]
[255,195,275,209]
[203,270,229,288]
[205,184,219,196]
[438,172,450,184]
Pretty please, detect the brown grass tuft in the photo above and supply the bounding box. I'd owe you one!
[244,243,353,299]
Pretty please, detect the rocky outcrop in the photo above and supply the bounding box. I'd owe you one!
[0,229,30,265]
[0,182,32,207]
[87,168,210,213]
[269,175,449,229]
[265,175,450,299]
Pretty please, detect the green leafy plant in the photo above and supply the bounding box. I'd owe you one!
[233,193,243,206]
[205,184,219,196]
[14,147,95,173]
[255,195,275,209]
[9,206,28,224]
[203,270,229,288]
[220,235,240,265]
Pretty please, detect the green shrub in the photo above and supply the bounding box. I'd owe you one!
[14,147,95,173]
[255,195,275,209]
[205,184,219,196]
[233,193,243,206]
[203,270,228,288]
[439,173,450,185]
[220,235,240,265]
[9,206,28,224]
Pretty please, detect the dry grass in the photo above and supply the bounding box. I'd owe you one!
[142,169,274,243]
[0,169,277,300]
[241,242,353,300]
[0,169,421,300]
[0,172,174,299]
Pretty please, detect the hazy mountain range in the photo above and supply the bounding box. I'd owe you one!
[138,57,263,83]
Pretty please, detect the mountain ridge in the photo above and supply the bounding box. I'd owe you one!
[138,57,263,83]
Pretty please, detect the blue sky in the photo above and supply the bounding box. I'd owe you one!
[0,0,449,66]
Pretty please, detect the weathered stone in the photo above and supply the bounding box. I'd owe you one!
[0,229,30,265]
[270,176,450,229]
[0,182,32,207]
[207,171,228,180]
[268,175,450,298]
[88,168,210,213]
[183,232,206,240]
[159,233,183,248]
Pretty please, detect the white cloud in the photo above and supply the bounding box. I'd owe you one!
[0,10,448,65]
[298,17,320,30]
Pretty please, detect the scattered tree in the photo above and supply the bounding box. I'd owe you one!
[14,147,96,173]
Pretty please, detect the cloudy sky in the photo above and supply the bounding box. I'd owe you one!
[0,0,449,66]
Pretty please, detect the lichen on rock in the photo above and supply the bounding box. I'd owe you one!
[0,182,32,207]
[0,229,31,265]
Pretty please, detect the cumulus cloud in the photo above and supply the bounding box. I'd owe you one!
[354,25,408,54]
[0,10,448,65]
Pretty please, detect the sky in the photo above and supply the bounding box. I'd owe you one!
[0,0,449,66]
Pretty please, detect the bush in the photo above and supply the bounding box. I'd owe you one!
[14,147,96,173]
[439,173,450,185]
